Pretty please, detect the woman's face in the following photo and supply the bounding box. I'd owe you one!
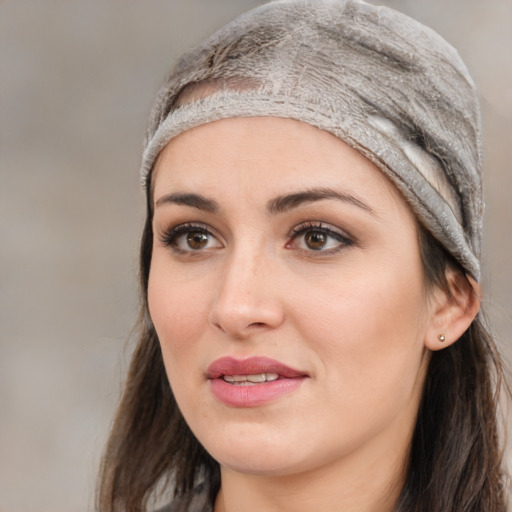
[148,117,435,478]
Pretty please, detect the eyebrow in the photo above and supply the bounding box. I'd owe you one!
[155,192,219,212]
[154,187,374,216]
[267,188,375,216]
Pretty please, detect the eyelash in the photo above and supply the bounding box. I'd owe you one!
[159,222,218,254]
[287,222,354,254]
[158,221,354,255]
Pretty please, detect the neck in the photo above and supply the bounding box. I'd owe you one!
[214,440,408,512]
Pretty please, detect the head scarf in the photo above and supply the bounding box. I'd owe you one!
[141,0,483,279]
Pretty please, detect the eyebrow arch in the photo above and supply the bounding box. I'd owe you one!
[155,192,219,212]
[267,187,375,216]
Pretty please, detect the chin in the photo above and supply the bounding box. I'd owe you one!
[203,433,315,477]
[218,454,304,477]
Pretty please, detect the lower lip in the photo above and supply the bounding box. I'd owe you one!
[209,377,305,407]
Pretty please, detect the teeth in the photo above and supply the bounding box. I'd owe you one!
[223,373,279,385]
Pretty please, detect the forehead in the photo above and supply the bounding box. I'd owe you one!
[152,116,401,203]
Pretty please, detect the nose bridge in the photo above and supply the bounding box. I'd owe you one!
[209,240,284,337]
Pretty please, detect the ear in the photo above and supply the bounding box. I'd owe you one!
[424,271,481,351]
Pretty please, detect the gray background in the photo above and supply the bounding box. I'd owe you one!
[1,1,511,511]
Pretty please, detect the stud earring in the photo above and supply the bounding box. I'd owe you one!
[438,333,446,342]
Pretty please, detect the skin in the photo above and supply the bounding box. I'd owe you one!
[148,117,476,512]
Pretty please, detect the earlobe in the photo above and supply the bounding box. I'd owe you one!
[424,271,481,351]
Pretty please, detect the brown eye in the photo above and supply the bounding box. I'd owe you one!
[304,231,327,250]
[288,222,354,254]
[161,223,223,253]
[187,231,209,250]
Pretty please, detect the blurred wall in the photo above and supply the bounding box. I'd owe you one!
[1,1,510,511]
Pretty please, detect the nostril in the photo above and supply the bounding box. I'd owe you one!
[248,322,266,328]
[212,321,225,333]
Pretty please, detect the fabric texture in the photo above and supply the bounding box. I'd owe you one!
[141,0,483,279]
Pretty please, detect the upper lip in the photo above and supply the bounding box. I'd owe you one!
[206,356,307,379]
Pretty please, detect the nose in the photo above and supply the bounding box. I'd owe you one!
[208,247,285,339]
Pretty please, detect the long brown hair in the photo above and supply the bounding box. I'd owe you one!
[97,180,510,510]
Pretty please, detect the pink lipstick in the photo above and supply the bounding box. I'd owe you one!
[206,356,307,407]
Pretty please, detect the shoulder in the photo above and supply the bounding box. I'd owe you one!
[155,482,213,512]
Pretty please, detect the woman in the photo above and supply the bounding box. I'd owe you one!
[97,1,510,511]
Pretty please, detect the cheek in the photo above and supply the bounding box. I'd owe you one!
[147,258,211,375]
[295,256,429,397]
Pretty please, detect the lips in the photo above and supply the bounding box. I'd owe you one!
[206,356,308,407]
[206,356,306,379]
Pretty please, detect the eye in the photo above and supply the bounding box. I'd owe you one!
[288,222,354,253]
[159,223,222,253]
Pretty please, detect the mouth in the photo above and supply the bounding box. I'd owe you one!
[206,356,306,381]
[222,372,279,385]
[206,356,308,407]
